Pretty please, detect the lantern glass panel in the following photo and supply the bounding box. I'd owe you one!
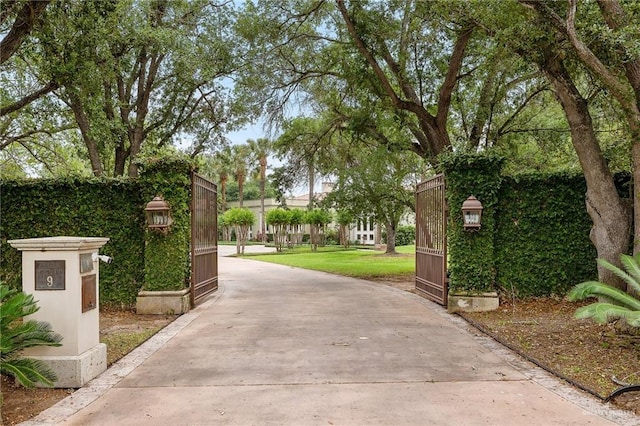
[464,211,480,225]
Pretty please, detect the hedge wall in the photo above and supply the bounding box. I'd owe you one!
[441,153,630,298]
[494,172,597,297]
[138,158,194,292]
[439,153,503,294]
[0,158,198,307]
[0,178,145,307]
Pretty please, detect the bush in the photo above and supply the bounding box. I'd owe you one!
[568,254,640,327]
[0,284,62,387]
[223,208,255,254]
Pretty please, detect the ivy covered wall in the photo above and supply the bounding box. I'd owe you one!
[440,154,628,298]
[138,158,194,292]
[439,153,503,294]
[0,178,145,307]
[0,158,197,307]
[495,173,597,297]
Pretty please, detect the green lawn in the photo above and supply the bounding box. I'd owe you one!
[247,245,415,280]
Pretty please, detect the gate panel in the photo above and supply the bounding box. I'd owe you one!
[191,173,218,306]
[415,174,447,305]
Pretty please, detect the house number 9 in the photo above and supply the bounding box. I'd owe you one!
[46,276,54,287]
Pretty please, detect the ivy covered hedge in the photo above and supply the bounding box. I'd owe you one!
[495,173,597,297]
[138,158,195,292]
[440,153,629,298]
[439,153,503,294]
[0,178,145,307]
[0,158,198,307]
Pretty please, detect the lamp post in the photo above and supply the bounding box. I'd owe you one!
[145,196,173,232]
[462,195,483,230]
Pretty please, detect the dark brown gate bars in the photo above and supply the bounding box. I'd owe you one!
[415,174,448,305]
[190,172,218,306]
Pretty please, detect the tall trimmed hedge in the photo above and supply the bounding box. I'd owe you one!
[440,153,503,294]
[495,173,597,297]
[440,153,630,298]
[0,178,145,306]
[1,157,198,307]
[138,158,195,292]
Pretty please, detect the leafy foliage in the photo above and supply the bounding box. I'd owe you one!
[266,208,289,252]
[2,157,196,303]
[223,207,255,254]
[1,177,145,306]
[305,209,332,251]
[568,255,640,327]
[440,153,504,294]
[495,172,597,297]
[442,153,630,297]
[0,284,62,387]
[138,158,194,292]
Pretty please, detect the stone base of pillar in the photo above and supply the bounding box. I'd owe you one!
[447,292,499,313]
[31,343,107,388]
[136,288,190,315]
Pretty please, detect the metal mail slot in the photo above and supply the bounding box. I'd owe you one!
[82,274,97,313]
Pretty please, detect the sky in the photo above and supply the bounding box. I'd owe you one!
[225,121,268,146]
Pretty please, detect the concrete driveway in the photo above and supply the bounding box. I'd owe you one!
[25,246,638,425]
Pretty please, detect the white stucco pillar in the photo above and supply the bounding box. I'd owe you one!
[8,236,109,388]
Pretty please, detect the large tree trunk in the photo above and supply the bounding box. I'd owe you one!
[384,221,397,255]
[596,0,640,256]
[68,92,104,176]
[220,175,228,212]
[0,1,51,65]
[540,50,631,290]
[238,171,245,208]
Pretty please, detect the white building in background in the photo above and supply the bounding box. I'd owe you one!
[226,182,415,245]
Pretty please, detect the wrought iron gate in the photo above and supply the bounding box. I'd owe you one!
[415,174,448,305]
[191,172,218,306]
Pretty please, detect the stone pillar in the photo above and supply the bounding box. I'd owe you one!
[8,236,109,388]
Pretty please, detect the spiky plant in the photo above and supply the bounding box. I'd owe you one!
[1,285,63,387]
[567,255,640,327]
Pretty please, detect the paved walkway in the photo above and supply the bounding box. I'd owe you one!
[24,246,638,425]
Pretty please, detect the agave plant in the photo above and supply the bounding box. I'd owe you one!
[568,254,640,327]
[0,284,63,387]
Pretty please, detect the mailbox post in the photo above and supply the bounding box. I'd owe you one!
[8,236,109,388]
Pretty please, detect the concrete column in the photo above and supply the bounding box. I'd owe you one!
[9,236,109,388]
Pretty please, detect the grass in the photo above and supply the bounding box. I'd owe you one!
[101,328,161,366]
[246,245,415,280]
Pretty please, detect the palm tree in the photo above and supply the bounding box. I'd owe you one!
[231,144,250,207]
[248,138,273,243]
[213,146,233,212]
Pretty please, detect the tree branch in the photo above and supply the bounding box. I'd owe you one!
[436,26,474,130]
[0,1,51,64]
[0,80,59,116]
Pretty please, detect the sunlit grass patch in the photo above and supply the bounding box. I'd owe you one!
[248,245,415,279]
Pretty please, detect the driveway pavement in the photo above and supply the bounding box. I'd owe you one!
[24,246,639,425]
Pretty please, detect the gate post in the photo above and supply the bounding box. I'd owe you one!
[440,154,504,312]
[136,159,193,314]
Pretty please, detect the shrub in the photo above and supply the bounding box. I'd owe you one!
[0,285,63,387]
[568,254,640,328]
[305,209,332,251]
[266,208,290,252]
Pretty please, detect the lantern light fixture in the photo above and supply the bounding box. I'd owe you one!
[145,196,173,232]
[462,195,483,231]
